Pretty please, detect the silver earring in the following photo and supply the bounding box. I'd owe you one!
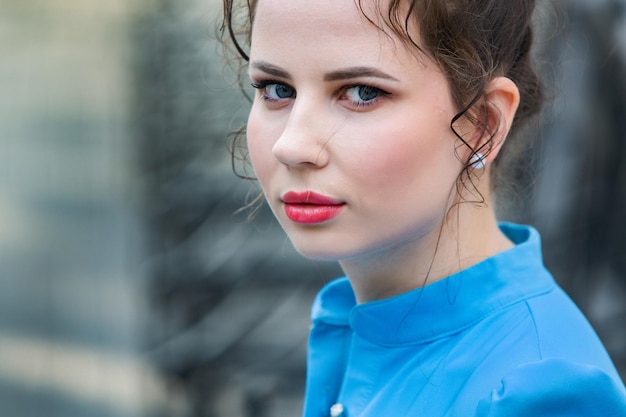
[470,152,486,169]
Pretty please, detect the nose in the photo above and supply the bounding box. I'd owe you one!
[271,101,331,168]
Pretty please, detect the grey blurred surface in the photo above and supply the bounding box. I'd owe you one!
[0,0,624,416]
[0,1,164,416]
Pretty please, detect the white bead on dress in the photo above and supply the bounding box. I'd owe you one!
[330,403,345,417]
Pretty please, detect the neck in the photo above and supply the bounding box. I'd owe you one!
[339,188,512,304]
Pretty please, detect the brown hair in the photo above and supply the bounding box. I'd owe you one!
[221,0,544,199]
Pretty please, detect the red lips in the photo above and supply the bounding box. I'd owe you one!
[281,191,345,224]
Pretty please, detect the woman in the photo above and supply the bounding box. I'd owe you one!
[221,0,626,415]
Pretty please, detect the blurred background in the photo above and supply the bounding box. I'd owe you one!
[0,0,624,416]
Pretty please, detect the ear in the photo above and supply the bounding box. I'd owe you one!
[480,77,520,164]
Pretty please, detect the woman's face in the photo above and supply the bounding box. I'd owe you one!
[247,0,466,261]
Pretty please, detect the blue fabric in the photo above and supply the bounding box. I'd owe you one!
[303,223,626,417]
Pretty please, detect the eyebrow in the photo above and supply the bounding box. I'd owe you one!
[323,67,399,82]
[250,61,292,79]
[250,61,398,82]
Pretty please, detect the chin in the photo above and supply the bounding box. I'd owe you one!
[292,245,344,262]
[289,236,376,263]
[287,238,348,261]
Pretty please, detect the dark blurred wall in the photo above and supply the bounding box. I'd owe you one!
[135,1,626,416]
[527,0,626,375]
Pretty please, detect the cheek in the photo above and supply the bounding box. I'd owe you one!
[246,109,276,181]
[344,116,458,190]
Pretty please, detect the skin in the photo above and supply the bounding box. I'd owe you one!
[247,0,520,303]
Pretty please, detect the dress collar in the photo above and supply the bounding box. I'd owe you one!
[311,223,556,346]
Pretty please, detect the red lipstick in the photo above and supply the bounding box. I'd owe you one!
[281,191,345,224]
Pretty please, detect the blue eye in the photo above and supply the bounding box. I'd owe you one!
[251,81,295,101]
[345,85,382,105]
[266,84,295,99]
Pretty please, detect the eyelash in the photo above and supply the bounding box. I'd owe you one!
[250,80,390,109]
[342,84,389,108]
[250,80,294,103]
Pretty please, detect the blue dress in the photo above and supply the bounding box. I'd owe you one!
[303,223,626,417]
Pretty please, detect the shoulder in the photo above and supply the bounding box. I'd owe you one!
[475,358,626,417]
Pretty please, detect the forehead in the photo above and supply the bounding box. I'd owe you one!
[253,0,371,28]
[249,0,433,85]
[251,0,390,53]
